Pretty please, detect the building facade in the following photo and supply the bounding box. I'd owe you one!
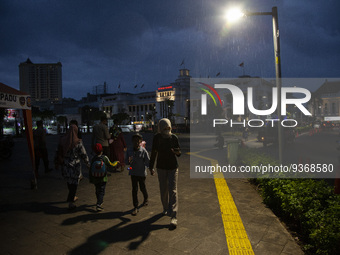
[156,69,190,125]
[19,58,62,103]
[101,92,156,125]
[100,69,191,126]
[309,80,340,120]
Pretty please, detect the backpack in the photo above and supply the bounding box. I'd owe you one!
[90,155,106,177]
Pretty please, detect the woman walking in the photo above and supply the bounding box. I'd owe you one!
[58,124,90,210]
[149,118,181,228]
[109,122,127,172]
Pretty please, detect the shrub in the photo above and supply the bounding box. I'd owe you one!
[238,147,340,254]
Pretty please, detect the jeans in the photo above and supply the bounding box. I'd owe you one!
[131,175,148,208]
[95,182,106,206]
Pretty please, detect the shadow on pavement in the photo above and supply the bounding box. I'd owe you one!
[61,210,132,225]
[69,213,167,255]
[0,201,77,215]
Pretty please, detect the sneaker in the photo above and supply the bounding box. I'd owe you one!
[162,210,168,216]
[170,217,177,227]
[142,200,148,207]
[96,204,104,211]
[131,208,139,216]
[73,196,78,202]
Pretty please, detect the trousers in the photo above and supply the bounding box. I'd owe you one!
[67,183,77,202]
[95,182,106,206]
[131,175,148,208]
[157,168,178,218]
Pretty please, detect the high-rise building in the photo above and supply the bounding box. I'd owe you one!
[19,58,62,103]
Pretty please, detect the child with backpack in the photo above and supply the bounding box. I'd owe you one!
[90,143,119,211]
[128,134,154,216]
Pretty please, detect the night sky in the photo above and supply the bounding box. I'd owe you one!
[1,0,339,99]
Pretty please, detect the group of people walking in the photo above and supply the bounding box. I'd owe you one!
[52,117,181,228]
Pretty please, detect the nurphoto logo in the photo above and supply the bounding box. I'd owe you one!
[198,82,311,128]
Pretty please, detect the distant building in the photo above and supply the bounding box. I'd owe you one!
[100,69,191,126]
[310,80,340,120]
[101,92,156,125]
[19,58,62,103]
[156,68,191,125]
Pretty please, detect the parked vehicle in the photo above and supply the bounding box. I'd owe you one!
[313,121,321,129]
[46,126,58,135]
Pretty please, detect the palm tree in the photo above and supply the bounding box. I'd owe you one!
[111,112,129,125]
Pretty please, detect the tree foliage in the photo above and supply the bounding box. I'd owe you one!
[111,112,129,125]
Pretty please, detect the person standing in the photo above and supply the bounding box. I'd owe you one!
[149,118,181,228]
[90,143,119,211]
[33,120,52,176]
[92,116,111,157]
[59,124,90,210]
[242,128,249,142]
[109,121,127,172]
[128,134,154,216]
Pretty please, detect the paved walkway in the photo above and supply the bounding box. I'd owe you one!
[0,133,304,254]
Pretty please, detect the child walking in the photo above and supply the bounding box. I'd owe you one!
[128,134,154,216]
[90,143,119,211]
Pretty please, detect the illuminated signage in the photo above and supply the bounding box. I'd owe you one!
[158,86,173,91]
[0,93,31,109]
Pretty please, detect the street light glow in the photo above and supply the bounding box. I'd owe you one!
[225,8,244,22]
[224,6,283,164]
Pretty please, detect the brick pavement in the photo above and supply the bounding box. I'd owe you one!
[0,133,304,255]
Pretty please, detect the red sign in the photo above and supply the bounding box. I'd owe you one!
[6,109,17,119]
[158,86,173,91]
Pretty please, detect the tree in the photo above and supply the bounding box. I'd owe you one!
[32,107,55,121]
[57,116,68,127]
[81,105,103,125]
[41,110,55,120]
[146,113,153,126]
[111,112,130,125]
[166,99,175,123]
[151,107,157,123]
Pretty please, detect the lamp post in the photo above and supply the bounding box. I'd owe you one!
[227,6,283,164]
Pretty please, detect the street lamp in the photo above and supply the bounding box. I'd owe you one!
[226,6,283,164]
[225,8,245,22]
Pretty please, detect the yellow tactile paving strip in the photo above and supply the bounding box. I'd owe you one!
[189,152,255,255]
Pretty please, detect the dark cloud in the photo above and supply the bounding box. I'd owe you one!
[0,0,339,99]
